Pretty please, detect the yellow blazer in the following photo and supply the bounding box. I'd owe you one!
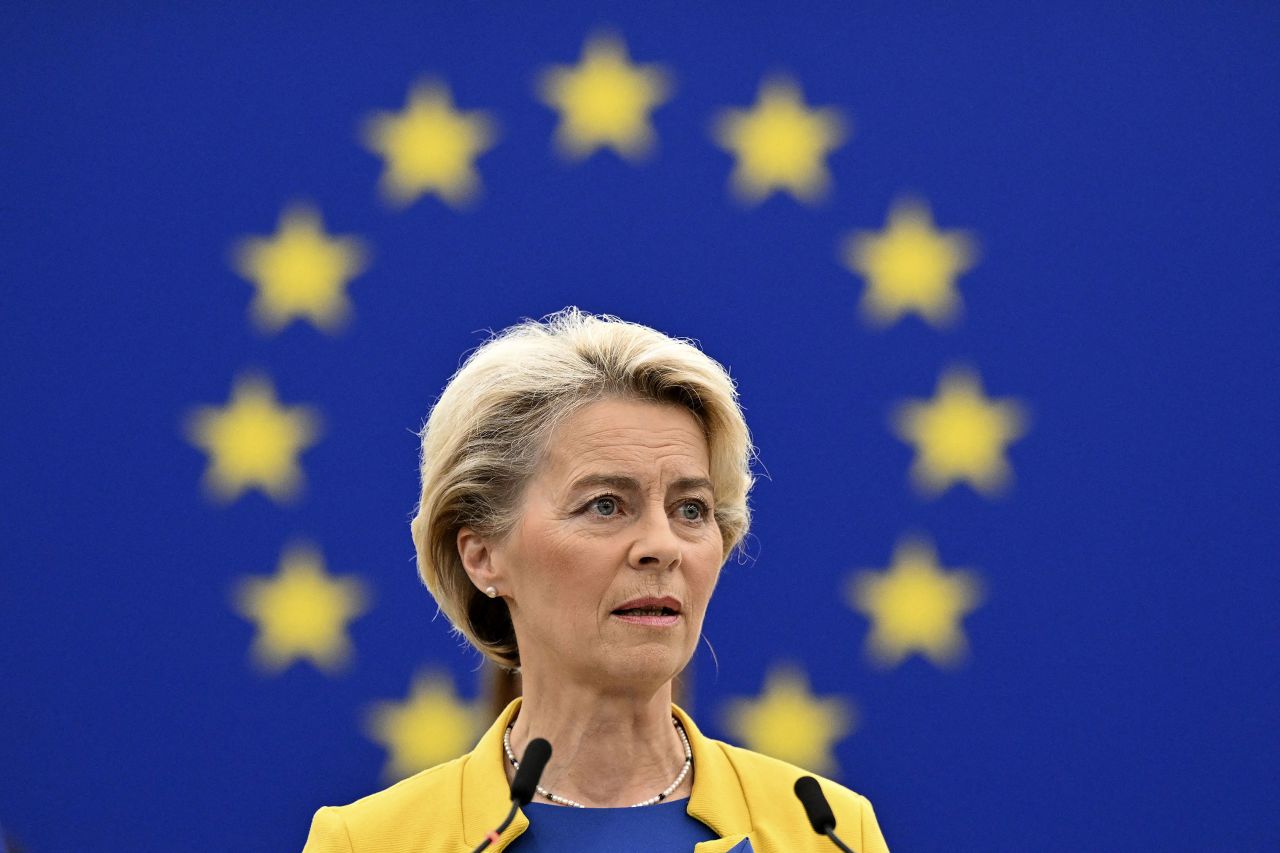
[303,698,889,853]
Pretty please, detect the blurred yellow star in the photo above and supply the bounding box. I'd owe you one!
[365,671,487,782]
[183,373,321,504]
[722,665,855,776]
[713,76,849,205]
[538,32,671,162]
[841,198,977,328]
[848,536,982,668]
[363,80,498,208]
[892,366,1028,497]
[232,542,369,674]
[232,205,369,334]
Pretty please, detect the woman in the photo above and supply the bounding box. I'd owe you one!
[303,308,890,852]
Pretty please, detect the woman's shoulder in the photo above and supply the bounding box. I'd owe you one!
[334,755,464,814]
[302,756,469,852]
[712,739,874,810]
[703,739,889,853]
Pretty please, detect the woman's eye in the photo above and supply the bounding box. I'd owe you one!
[679,500,708,521]
[590,496,618,516]
[584,496,708,521]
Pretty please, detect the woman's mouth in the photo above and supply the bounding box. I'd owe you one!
[611,607,681,626]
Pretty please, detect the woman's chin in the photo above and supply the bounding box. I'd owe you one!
[593,642,691,690]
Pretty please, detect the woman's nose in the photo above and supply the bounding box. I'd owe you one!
[628,507,682,570]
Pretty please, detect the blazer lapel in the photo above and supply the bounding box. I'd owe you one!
[674,704,755,852]
[695,834,754,852]
[459,698,527,852]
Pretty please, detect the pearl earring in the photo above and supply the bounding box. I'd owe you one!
[484,586,498,599]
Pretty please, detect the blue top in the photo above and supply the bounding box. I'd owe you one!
[509,797,720,851]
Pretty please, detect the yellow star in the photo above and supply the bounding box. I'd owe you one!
[537,32,672,162]
[363,80,498,208]
[892,366,1029,497]
[847,536,982,668]
[712,76,849,205]
[183,373,321,504]
[841,198,978,328]
[722,665,855,776]
[232,542,369,674]
[365,671,487,782]
[232,205,369,334]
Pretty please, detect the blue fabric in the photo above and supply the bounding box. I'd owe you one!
[511,797,719,851]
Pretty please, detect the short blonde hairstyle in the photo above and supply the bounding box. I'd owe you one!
[409,307,755,668]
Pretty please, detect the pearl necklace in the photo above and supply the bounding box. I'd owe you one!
[502,717,693,808]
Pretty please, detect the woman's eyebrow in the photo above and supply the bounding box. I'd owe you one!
[568,474,639,494]
[567,474,713,494]
[671,476,714,494]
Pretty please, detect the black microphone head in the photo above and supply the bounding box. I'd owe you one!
[510,738,552,806]
[794,776,837,835]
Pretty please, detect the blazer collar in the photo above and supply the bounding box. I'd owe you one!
[676,703,753,838]
[460,698,527,850]
[458,699,753,849]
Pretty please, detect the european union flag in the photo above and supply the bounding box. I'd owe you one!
[3,2,1277,850]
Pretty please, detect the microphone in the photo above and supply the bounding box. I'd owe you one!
[510,738,552,806]
[471,737,552,853]
[794,776,855,853]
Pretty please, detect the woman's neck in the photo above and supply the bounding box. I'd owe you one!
[504,675,692,807]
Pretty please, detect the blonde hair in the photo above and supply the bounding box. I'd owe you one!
[409,307,756,668]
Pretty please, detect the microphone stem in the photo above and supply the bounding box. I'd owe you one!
[824,828,855,853]
[470,799,520,853]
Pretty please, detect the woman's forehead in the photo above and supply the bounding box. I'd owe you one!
[544,437,712,487]
[566,395,701,428]
[552,399,705,449]
[538,399,711,483]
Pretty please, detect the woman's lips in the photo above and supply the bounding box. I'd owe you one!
[611,611,681,627]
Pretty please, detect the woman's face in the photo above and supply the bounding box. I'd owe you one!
[484,397,724,692]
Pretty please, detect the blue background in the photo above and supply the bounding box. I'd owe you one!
[2,2,1278,850]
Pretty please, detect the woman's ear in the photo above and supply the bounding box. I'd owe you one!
[457,526,503,594]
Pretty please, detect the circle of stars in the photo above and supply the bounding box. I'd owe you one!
[180,26,1034,784]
